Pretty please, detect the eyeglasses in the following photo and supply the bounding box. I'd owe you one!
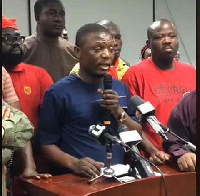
[2,35,25,45]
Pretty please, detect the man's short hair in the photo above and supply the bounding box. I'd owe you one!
[34,0,63,19]
[75,23,111,47]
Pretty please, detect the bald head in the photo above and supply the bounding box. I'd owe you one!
[147,19,177,39]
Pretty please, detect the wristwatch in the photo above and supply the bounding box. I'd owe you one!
[117,111,126,123]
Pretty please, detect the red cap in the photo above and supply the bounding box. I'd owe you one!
[2,15,18,30]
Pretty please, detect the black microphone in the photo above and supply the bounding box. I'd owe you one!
[118,125,155,178]
[129,96,168,140]
[102,74,112,126]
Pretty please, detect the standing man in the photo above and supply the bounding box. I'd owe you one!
[70,20,130,81]
[122,19,196,164]
[2,15,52,195]
[23,0,78,82]
[36,23,142,177]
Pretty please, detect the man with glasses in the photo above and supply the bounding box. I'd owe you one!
[2,15,52,195]
[70,20,130,81]
[23,0,78,82]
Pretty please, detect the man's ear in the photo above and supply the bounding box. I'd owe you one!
[146,39,150,49]
[35,15,40,23]
[74,46,81,59]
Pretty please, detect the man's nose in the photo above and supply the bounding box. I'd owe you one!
[163,36,172,43]
[102,49,111,58]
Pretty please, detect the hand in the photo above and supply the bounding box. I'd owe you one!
[72,157,104,178]
[97,88,122,119]
[21,168,52,180]
[177,152,196,172]
[149,150,170,165]
[2,105,13,119]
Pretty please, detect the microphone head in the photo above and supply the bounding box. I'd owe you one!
[129,96,144,114]
[129,96,155,117]
[103,74,112,90]
[119,131,142,145]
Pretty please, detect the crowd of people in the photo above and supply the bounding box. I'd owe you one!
[2,0,196,196]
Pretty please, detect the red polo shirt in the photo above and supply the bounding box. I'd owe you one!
[9,63,53,132]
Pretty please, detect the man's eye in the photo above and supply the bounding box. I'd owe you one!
[109,47,114,51]
[94,47,101,51]
[170,35,176,38]
[115,34,121,40]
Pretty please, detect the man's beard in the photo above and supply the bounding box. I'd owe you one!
[2,48,23,71]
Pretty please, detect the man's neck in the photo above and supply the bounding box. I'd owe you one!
[78,70,103,84]
[36,26,59,43]
[152,57,174,71]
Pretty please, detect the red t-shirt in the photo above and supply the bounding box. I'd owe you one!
[122,58,196,152]
[9,63,53,132]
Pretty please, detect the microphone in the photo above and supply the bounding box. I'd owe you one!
[129,96,168,140]
[88,124,127,147]
[118,125,155,178]
[102,74,112,126]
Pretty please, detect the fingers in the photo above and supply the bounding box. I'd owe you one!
[38,174,52,179]
[149,151,170,165]
[77,158,104,178]
[2,106,13,119]
[177,153,196,172]
[149,155,164,165]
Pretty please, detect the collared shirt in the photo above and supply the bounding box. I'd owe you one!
[9,63,53,132]
[2,66,19,104]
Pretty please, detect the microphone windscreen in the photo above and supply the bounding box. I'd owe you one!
[129,96,144,113]
[103,74,112,90]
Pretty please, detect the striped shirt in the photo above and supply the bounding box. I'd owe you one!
[2,66,19,104]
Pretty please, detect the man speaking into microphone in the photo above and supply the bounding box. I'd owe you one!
[36,23,142,178]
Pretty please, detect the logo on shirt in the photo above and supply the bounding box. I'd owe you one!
[24,86,31,95]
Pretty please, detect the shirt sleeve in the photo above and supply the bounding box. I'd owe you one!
[39,69,54,106]
[121,67,140,96]
[163,97,192,159]
[2,67,19,104]
[36,89,63,146]
[2,102,34,150]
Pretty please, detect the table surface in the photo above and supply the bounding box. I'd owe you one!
[17,165,196,196]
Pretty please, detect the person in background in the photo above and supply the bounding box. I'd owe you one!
[36,23,142,177]
[122,19,196,164]
[140,44,151,60]
[22,0,78,82]
[2,15,52,196]
[2,66,19,109]
[163,91,196,172]
[2,101,34,196]
[174,51,180,61]
[70,20,130,81]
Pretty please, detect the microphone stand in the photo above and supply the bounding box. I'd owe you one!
[162,125,196,152]
[103,142,115,176]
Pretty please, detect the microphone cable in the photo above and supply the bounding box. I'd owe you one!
[126,145,168,196]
